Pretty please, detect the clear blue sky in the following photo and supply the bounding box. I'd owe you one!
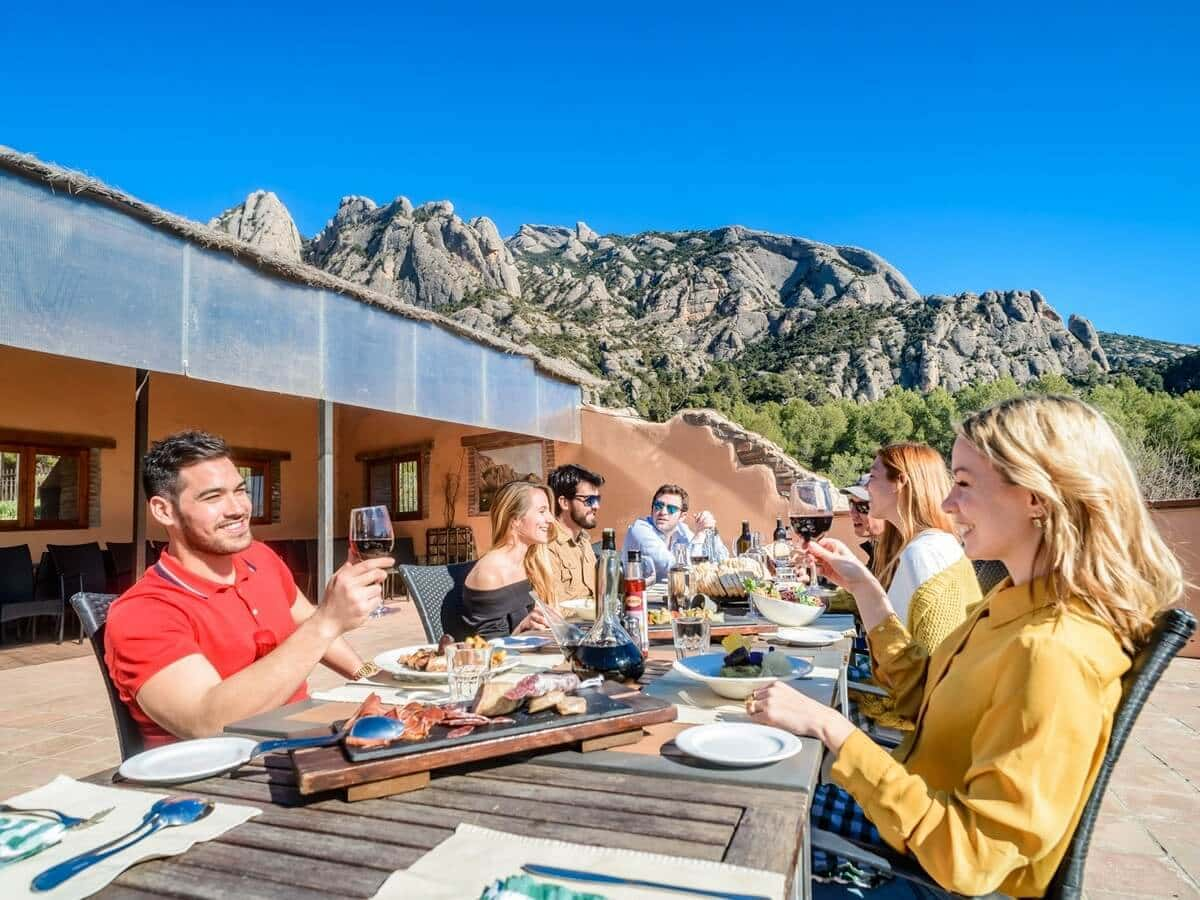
[2,2,1197,342]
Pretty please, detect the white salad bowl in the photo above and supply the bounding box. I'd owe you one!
[750,590,826,627]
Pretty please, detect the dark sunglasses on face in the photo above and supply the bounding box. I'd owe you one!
[850,501,870,515]
[652,500,682,516]
[573,494,601,508]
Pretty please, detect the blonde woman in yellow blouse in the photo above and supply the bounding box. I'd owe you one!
[749,395,1182,897]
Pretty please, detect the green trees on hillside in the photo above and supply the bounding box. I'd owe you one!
[641,367,1200,499]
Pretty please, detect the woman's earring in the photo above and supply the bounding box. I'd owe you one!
[1032,516,1044,530]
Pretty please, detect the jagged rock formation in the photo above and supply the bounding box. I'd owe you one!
[210,190,1124,406]
[208,191,302,261]
[1100,331,1197,368]
[303,196,521,308]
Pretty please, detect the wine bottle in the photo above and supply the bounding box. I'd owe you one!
[773,518,787,542]
[735,520,752,556]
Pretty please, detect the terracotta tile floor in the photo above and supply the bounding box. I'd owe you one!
[0,603,1195,896]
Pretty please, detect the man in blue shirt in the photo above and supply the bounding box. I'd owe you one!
[621,483,729,582]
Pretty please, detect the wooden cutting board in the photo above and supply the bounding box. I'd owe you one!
[290,682,677,797]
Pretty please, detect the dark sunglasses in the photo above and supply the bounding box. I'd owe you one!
[573,494,601,508]
[850,500,870,515]
[652,500,682,515]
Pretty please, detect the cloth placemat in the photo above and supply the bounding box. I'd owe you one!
[372,822,785,899]
[644,663,839,725]
[2,775,259,899]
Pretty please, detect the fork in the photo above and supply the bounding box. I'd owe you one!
[0,804,113,830]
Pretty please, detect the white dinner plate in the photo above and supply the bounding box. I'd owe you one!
[490,634,552,651]
[375,645,522,681]
[771,627,845,648]
[119,736,259,784]
[675,723,803,768]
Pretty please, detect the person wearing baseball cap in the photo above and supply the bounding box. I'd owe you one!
[841,475,884,569]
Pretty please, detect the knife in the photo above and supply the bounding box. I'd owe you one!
[521,863,772,900]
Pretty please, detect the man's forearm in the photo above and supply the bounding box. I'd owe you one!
[321,635,364,679]
[191,615,338,735]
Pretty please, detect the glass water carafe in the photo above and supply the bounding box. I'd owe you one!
[572,528,645,681]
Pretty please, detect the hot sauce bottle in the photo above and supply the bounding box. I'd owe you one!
[622,549,649,653]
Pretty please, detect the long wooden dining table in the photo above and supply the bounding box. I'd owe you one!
[84,628,852,900]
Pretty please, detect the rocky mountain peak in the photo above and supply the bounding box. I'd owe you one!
[208,190,303,261]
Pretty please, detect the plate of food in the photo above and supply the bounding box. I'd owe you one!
[674,635,812,700]
[744,578,827,627]
[375,638,521,681]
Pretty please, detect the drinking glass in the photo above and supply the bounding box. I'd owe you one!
[639,555,658,584]
[672,616,711,660]
[788,479,835,591]
[349,505,394,618]
[445,643,492,703]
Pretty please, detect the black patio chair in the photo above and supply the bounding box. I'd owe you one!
[70,592,145,760]
[398,562,476,643]
[0,544,64,643]
[972,559,1009,595]
[47,542,108,644]
[104,541,139,593]
[811,607,1198,899]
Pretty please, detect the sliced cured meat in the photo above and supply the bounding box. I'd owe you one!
[504,673,581,701]
[446,725,475,738]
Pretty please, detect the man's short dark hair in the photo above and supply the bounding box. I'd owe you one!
[142,431,232,500]
[547,464,605,505]
[652,483,689,512]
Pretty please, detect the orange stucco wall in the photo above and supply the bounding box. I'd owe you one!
[1150,504,1200,658]
[560,406,861,553]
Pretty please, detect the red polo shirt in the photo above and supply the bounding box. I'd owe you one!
[105,541,308,748]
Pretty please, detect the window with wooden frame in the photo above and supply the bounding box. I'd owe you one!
[233,458,272,526]
[359,445,431,522]
[0,443,90,530]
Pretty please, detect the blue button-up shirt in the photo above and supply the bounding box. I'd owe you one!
[620,516,729,582]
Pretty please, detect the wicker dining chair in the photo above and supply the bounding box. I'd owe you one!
[397,562,476,643]
[70,592,145,761]
[811,607,1197,899]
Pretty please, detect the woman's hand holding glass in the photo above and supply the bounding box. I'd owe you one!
[804,538,896,631]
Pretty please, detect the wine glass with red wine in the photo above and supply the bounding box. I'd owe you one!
[349,505,394,618]
[789,479,834,593]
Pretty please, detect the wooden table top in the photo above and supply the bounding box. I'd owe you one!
[86,755,805,898]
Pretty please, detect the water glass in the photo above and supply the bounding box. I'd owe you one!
[445,643,492,703]
[672,616,711,660]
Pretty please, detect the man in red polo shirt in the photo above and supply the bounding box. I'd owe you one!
[105,431,392,748]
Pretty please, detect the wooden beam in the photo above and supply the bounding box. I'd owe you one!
[132,370,149,575]
[316,400,334,601]
[0,427,117,450]
[228,446,292,462]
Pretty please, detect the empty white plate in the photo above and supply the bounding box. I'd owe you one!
[491,635,552,651]
[772,627,844,647]
[676,723,802,767]
[119,736,259,784]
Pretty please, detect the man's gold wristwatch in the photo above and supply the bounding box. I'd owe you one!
[351,661,381,681]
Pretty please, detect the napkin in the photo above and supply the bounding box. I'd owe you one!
[371,823,785,899]
[0,815,65,863]
[2,775,260,899]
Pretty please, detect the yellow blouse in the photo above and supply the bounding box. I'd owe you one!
[831,577,1129,897]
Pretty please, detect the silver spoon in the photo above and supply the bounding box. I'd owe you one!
[242,714,406,762]
[31,797,213,892]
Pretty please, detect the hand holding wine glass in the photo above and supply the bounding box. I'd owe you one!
[349,505,395,618]
[788,479,834,590]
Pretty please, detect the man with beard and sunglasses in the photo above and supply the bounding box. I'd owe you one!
[104,431,392,748]
[546,464,605,604]
[621,483,728,582]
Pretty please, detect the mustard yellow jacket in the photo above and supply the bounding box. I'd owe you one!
[832,577,1129,897]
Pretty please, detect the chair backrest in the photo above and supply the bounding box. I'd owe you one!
[0,544,34,605]
[70,592,145,761]
[398,562,476,643]
[394,536,417,566]
[1047,607,1197,899]
[47,542,108,594]
[972,559,1009,595]
[104,542,137,593]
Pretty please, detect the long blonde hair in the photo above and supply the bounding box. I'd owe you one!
[489,480,556,605]
[959,395,1183,651]
[872,442,958,589]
